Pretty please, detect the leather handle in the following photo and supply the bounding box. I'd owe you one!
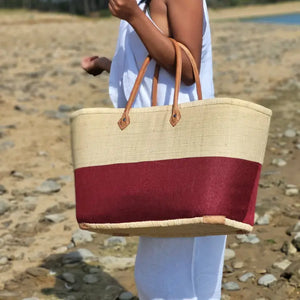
[118,55,152,130]
[118,38,202,130]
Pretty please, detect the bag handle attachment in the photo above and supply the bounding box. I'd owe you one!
[118,39,202,130]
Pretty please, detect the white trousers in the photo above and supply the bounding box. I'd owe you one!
[135,235,227,300]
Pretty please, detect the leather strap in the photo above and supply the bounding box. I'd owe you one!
[151,63,160,106]
[118,38,202,130]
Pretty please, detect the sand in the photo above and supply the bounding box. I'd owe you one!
[0,2,299,299]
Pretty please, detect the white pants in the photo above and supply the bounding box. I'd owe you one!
[135,235,227,300]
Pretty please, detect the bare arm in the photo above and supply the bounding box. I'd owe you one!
[108,0,203,85]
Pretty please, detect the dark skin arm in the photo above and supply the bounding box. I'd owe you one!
[108,0,203,85]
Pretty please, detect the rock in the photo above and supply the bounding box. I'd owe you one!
[273,259,292,270]
[223,281,240,291]
[89,267,101,274]
[72,229,94,245]
[293,221,300,232]
[22,298,40,300]
[285,188,299,196]
[0,257,8,265]
[272,158,287,167]
[83,274,98,284]
[232,261,244,269]
[0,200,9,215]
[296,144,300,150]
[23,197,37,211]
[284,129,296,138]
[119,291,134,300]
[10,171,25,179]
[44,213,66,223]
[26,267,49,277]
[236,234,260,244]
[99,256,135,271]
[61,272,76,284]
[35,180,61,194]
[0,140,14,151]
[0,185,7,195]
[281,260,300,280]
[239,272,255,282]
[281,241,297,255]
[58,104,73,112]
[292,232,300,251]
[256,214,270,225]
[37,151,48,157]
[258,274,277,286]
[63,248,96,264]
[224,249,235,261]
[104,236,127,247]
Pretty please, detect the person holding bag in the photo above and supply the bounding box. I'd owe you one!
[81,0,227,299]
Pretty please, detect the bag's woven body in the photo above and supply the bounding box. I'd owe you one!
[71,98,271,237]
[71,40,272,237]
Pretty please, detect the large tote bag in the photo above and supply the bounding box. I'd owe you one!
[71,39,272,237]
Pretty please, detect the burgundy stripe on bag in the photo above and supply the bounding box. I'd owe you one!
[75,156,260,226]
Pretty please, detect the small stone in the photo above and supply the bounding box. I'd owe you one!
[0,140,14,151]
[296,144,300,150]
[35,180,61,194]
[258,274,277,286]
[37,151,48,157]
[284,129,296,138]
[223,281,240,291]
[119,291,134,300]
[98,256,135,271]
[10,171,25,179]
[256,214,270,225]
[72,229,94,245]
[273,259,292,270]
[232,261,244,269]
[104,236,127,247]
[89,267,101,274]
[239,272,255,282]
[281,261,300,280]
[0,185,7,195]
[281,241,297,255]
[272,158,287,167]
[63,249,96,264]
[285,188,299,196]
[229,242,239,249]
[292,221,300,233]
[45,214,66,223]
[224,249,236,261]
[22,298,40,300]
[236,234,260,244]
[0,257,8,265]
[62,272,76,284]
[83,274,98,284]
[0,200,9,215]
[58,104,73,112]
[292,232,300,251]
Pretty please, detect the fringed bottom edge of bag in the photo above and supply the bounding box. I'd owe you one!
[78,216,252,237]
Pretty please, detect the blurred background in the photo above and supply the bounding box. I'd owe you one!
[0,0,299,299]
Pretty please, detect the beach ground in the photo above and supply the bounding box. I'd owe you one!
[0,2,299,299]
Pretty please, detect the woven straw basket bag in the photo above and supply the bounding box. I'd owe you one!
[71,39,272,237]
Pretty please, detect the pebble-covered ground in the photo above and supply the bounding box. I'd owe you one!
[0,5,299,300]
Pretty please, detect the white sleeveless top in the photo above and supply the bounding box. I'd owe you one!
[109,0,214,109]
